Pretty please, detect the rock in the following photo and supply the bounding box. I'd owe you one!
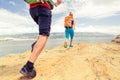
[112,34,120,43]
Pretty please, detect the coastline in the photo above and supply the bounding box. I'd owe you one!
[0,32,116,57]
[0,42,120,80]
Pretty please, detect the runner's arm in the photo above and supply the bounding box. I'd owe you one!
[54,0,62,7]
[73,19,76,30]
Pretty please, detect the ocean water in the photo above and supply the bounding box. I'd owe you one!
[0,32,116,57]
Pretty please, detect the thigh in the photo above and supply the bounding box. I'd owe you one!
[37,7,52,36]
[69,29,74,40]
[30,7,38,24]
[65,29,69,39]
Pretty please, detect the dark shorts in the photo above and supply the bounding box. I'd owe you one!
[30,6,52,36]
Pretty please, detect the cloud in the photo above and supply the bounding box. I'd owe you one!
[0,1,120,35]
[0,9,37,35]
[75,25,120,35]
[9,1,16,6]
[63,0,120,19]
[52,4,67,14]
[51,16,65,32]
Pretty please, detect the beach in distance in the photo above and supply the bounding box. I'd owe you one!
[0,32,116,57]
[0,34,120,80]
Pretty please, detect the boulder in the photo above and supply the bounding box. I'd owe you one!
[112,34,120,43]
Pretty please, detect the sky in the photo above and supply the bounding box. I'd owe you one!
[0,0,120,35]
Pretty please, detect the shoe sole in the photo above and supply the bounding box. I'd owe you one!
[20,69,36,79]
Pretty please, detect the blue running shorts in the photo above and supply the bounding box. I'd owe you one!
[65,28,74,40]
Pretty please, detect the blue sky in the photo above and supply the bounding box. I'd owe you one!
[0,0,120,35]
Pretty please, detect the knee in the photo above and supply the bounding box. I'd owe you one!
[39,29,50,36]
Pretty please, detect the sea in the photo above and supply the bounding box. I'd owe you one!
[0,32,116,57]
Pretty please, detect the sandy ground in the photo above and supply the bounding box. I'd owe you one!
[0,42,120,80]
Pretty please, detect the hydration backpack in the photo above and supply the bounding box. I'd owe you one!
[24,0,54,9]
[64,16,74,27]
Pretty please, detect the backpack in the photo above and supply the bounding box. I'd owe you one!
[24,0,54,9]
[64,16,74,27]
